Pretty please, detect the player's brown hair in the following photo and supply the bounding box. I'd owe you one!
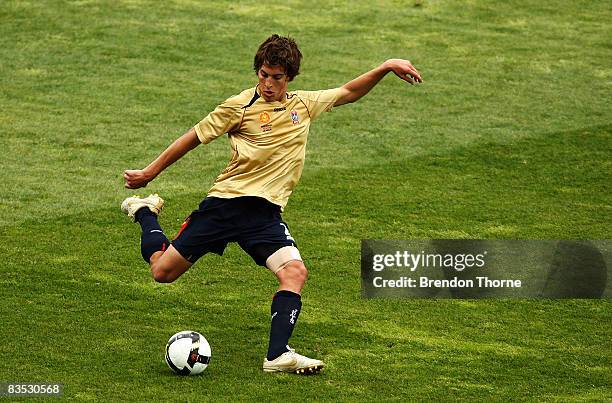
[254,34,302,81]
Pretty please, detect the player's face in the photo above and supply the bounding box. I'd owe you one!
[257,64,290,102]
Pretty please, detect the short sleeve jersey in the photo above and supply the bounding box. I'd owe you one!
[194,86,344,209]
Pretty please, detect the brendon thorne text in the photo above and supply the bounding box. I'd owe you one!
[372,276,521,289]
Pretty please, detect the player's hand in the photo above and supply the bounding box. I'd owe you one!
[386,59,422,85]
[123,169,154,189]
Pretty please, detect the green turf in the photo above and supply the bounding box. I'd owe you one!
[1,0,610,401]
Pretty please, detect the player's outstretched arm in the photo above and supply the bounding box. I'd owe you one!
[123,127,201,189]
[334,59,422,107]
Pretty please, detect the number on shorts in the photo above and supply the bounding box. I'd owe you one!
[280,223,295,242]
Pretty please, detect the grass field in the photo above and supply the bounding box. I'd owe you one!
[1,0,610,401]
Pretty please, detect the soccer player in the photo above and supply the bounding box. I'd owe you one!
[121,34,421,374]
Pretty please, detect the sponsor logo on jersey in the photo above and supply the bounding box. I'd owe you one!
[261,123,272,132]
[273,107,286,112]
[259,112,271,123]
[290,110,300,125]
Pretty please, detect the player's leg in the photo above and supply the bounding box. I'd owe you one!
[223,196,323,373]
[121,194,192,283]
[266,253,309,362]
[264,248,323,374]
[240,240,324,374]
[121,194,170,262]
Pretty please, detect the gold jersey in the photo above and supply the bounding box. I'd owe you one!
[194,86,344,209]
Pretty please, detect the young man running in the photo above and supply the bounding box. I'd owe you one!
[121,34,421,374]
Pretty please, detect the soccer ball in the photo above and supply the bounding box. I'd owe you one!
[165,331,211,375]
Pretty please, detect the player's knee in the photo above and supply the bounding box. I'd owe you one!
[150,263,175,283]
[282,260,308,285]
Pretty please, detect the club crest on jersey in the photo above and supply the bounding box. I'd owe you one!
[259,112,271,124]
[290,110,300,125]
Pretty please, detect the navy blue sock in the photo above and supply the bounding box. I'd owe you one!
[266,290,302,361]
[136,208,170,263]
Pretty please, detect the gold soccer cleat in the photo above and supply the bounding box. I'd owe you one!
[263,348,324,375]
[121,194,164,221]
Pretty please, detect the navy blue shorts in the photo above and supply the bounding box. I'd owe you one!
[171,196,297,265]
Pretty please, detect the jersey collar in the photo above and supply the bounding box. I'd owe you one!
[255,85,289,105]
